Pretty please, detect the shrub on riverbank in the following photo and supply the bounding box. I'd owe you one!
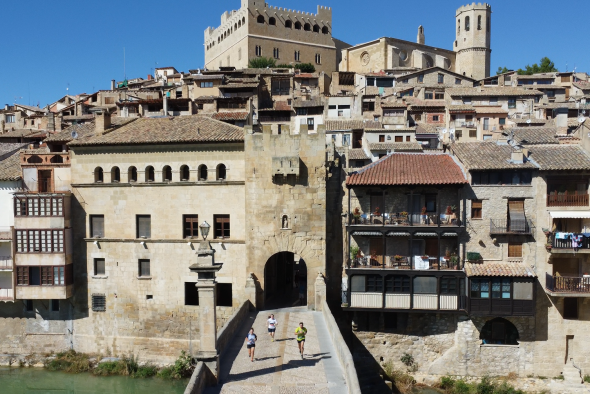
[45,350,94,373]
[158,351,194,379]
[438,376,526,394]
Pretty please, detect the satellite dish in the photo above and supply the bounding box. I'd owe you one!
[441,128,447,134]
[526,119,532,124]
[71,130,78,139]
[450,129,455,135]
[579,117,586,123]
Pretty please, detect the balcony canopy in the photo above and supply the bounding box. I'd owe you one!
[549,211,590,219]
[347,153,468,187]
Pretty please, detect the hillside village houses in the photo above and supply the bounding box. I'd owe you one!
[2,0,590,390]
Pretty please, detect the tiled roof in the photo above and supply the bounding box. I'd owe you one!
[568,118,585,127]
[0,129,43,138]
[325,120,381,131]
[407,99,446,109]
[465,262,536,277]
[448,104,476,113]
[274,101,292,111]
[452,142,537,170]
[0,142,27,158]
[517,73,556,79]
[292,98,323,108]
[447,87,543,97]
[346,153,467,186]
[381,101,407,109]
[513,118,550,125]
[529,145,590,170]
[416,122,440,135]
[0,150,22,181]
[348,148,370,160]
[522,84,564,90]
[68,115,244,147]
[293,73,317,79]
[474,106,508,114]
[535,102,579,109]
[573,81,590,91]
[510,127,559,145]
[368,142,423,151]
[212,112,249,121]
[45,117,133,143]
[16,104,46,113]
[186,74,225,80]
[220,83,259,89]
[365,127,416,133]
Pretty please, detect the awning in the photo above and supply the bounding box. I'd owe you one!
[549,211,590,219]
[387,231,410,237]
[442,233,459,237]
[414,232,438,237]
[351,231,383,236]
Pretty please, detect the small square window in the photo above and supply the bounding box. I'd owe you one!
[25,300,34,312]
[214,215,230,239]
[183,215,199,239]
[471,200,482,219]
[138,259,151,277]
[136,215,151,239]
[455,78,461,85]
[417,75,424,83]
[51,299,60,312]
[92,294,106,312]
[217,283,233,307]
[508,243,523,258]
[185,282,199,306]
[90,215,104,238]
[94,258,106,276]
[469,130,477,138]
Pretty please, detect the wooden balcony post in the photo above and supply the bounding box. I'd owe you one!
[437,233,441,271]
[409,189,414,226]
[347,186,351,226]
[437,188,441,228]
[382,232,386,269]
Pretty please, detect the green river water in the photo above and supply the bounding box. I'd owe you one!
[0,367,188,394]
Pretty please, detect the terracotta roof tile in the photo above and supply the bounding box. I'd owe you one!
[447,87,543,97]
[348,148,370,160]
[347,153,467,186]
[381,101,407,109]
[465,262,537,277]
[0,150,22,181]
[325,120,381,131]
[0,142,27,158]
[45,117,132,143]
[368,142,423,151]
[292,98,323,108]
[529,145,590,170]
[474,106,508,114]
[68,115,244,147]
[452,142,537,170]
[510,127,559,145]
[211,112,249,121]
[0,129,43,138]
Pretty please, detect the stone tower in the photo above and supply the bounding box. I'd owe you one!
[454,2,491,80]
[417,25,425,45]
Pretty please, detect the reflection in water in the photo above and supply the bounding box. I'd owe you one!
[1,367,187,394]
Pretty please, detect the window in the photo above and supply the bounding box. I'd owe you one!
[366,275,383,292]
[432,115,440,122]
[480,318,519,345]
[304,23,311,31]
[513,281,533,300]
[490,97,498,105]
[313,24,320,33]
[342,134,351,146]
[384,109,404,117]
[199,165,208,181]
[406,136,411,142]
[285,20,292,28]
[17,265,71,286]
[17,267,29,285]
[322,26,329,34]
[455,78,461,85]
[16,230,64,253]
[487,17,490,32]
[94,258,106,276]
[184,215,199,238]
[315,53,321,64]
[185,282,199,306]
[51,299,60,312]
[471,170,532,186]
[255,45,262,57]
[180,165,190,181]
[128,166,137,182]
[104,97,115,105]
[294,21,301,30]
[418,74,424,83]
[471,279,490,298]
[546,90,555,98]
[273,47,280,59]
[162,166,172,182]
[508,243,522,258]
[499,118,506,126]
[395,136,403,142]
[200,82,214,88]
[564,298,578,320]
[14,196,63,217]
[6,115,15,123]
[457,19,460,34]
[214,215,230,239]
[136,215,151,239]
[483,118,489,131]
[508,98,516,109]
[469,129,477,138]
[145,166,155,182]
[463,97,472,104]
[217,164,227,180]
[111,167,120,183]
[492,278,511,299]
[138,259,150,277]
[269,17,276,26]
[307,118,315,131]
[94,167,104,183]
[471,200,482,219]
[440,277,458,294]
[25,300,34,312]
[386,275,410,293]
[438,74,444,84]
[414,277,437,294]
[465,16,470,31]
[90,215,104,238]
[435,92,444,100]
[257,15,265,24]
[217,283,233,306]
[362,101,375,112]
[425,91,434,100]
[92,294,106,312]
[477,15,482,30]
[296,108,307,116]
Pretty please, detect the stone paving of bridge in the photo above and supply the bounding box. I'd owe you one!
[204,306,347,394]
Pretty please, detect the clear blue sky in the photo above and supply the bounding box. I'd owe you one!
[1,0,588,108]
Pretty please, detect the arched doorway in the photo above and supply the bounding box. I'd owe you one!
[264,252,307,309]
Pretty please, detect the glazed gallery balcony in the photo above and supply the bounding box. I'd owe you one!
[344,271,467,312]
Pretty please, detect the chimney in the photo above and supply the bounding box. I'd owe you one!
[511,150,525,164]
[95,111,111,134]
[4,104,8,110]
[148,74,153,81]
[111,80,116,90]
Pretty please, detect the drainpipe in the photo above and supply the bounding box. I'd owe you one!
[163,91,168,116]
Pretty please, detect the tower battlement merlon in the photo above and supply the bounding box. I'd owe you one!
[243,0,332,20]
[456,3,491,16]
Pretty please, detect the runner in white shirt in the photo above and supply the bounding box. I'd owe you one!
[267,314,278,342]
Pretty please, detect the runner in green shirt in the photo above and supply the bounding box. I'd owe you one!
[294,322,308,359]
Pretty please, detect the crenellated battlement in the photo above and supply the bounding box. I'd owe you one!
[456,2,491,16]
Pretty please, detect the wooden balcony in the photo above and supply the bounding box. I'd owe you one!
[551,234,590,252]
[20,152,70,166]
[547,192,589,207]
[348,211,462,228]
[546,274,590,295]
[348,255,461,271]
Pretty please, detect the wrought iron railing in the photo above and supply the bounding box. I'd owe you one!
[489,219,533,234]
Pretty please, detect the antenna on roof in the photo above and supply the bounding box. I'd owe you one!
[71,130,78,139]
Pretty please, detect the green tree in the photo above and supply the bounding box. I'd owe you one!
[517,57,558,75]
[276,63,316,73]
[248,57,276,68]
[496,66,510,75]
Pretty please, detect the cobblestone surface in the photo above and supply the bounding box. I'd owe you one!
[205,307,346,394]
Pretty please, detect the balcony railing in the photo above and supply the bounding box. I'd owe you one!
[490,219,533,235]
[258,116,291,122]
[348,255,461,271]
[0,227,11,240]
[0,288,14,301]
[349,212,461,227]
[0,256,12,270]
[347,292,467,311]
[546,274,590,293]
[547,192,589,207]
[551,234,590,250]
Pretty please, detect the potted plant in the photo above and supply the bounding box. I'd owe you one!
[446,206,453,215]
[394,255,403,262]
[350,246,360,260]
[353,207,361,224]
[466,252,482,263]
[373,207,381,216]
[421,207,427,215]
[450,254,459,269]
[545,242,552,252]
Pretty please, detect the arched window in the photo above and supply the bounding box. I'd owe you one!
[480,318,519,345]
[27,155,43,164]
[128,166,137,182]
[465,16,470,31]
[218,37,220,44]
[313,24,320,33]
[199,165,208,181]
[294,21,301,30]
[257,15,265,24]
[477,15,482,30]
[238,20,241,28]
[242,17,245,24]
[162,165,172,182]
[50,155,63,164]
[217,164,227,180]
[235,23,237,30]
[145,166,155,182]
[487,17,490,32]
[285,20,292,28]
[269,17,276,26]
[111,167,120,183]
[180,165,190,181]
[94,167,104,183]
[304,23,311,31]
[322,26,329,34]
[457,19,460,34]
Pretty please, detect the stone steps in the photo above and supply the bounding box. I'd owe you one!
[562,361,583,385]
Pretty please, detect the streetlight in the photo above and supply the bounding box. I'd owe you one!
[200,221,211,241]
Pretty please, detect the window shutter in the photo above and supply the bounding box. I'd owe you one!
[92,216,104,238]
[138,216,151,238]
[508,243,523,258]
